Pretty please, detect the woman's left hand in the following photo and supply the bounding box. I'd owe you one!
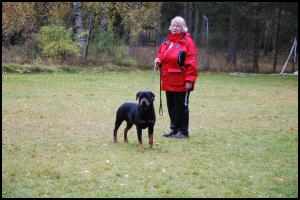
[185,82,193,91]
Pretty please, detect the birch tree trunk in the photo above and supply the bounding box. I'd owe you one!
[99,5,107,32]
[85,13,93,60]
[73,2,88,59]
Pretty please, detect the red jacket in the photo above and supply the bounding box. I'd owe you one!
[156,32,198,92]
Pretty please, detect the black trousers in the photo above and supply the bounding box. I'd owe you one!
[166,91,189,133]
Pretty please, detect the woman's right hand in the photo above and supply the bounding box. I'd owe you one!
[154,58,161,69]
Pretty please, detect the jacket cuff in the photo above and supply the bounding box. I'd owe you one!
[185,78,196,83]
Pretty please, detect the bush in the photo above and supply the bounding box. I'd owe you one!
[91,30,126,62]
[36,23,80,61]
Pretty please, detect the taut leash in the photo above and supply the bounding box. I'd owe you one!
[159,67,163,116]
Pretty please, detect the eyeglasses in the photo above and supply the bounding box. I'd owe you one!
[171,24,182,28]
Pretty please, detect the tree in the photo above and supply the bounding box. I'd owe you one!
[273,3,282,73]
[73,2,88,59]
[246,2,265,73]
[113,2,161,45]
[2,2,35,44]
[227,2,239,68]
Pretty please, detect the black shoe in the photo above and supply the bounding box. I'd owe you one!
[173,131,189,138]
[162,130,178,137]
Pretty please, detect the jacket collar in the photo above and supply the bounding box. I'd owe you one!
[167,32,187,43]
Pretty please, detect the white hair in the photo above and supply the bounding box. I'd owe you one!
[168,16,188,32]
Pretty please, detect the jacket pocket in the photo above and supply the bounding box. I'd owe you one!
[167,68,184,86]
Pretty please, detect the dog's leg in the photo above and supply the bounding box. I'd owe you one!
[136,127,143,149]
[124,123,133,143]
[148,126,154,149]
[113,118,123,143]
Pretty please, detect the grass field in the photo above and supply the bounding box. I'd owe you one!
[2,70,298,197]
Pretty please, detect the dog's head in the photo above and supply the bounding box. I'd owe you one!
[136,91,155,110]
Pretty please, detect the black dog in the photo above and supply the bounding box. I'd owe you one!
[113,91,156,149]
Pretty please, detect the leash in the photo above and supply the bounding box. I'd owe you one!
[149,63,156,89]
[159,67,163,116]
[184,91,190,107]
[149,63,163,116]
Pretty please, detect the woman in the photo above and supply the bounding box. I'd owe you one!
[155,16,198,138]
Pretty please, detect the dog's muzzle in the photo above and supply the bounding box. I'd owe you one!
[139,98,150,109]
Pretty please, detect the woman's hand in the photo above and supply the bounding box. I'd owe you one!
[185,82,193,91]
[154,58,161,69]
[154,58,161,64]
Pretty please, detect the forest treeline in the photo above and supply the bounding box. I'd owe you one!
[2,2,298,72]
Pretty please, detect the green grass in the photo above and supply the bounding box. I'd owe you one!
[2,71,298,197]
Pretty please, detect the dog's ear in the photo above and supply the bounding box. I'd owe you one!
[150,91,155,101]
[136,92,141,100]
